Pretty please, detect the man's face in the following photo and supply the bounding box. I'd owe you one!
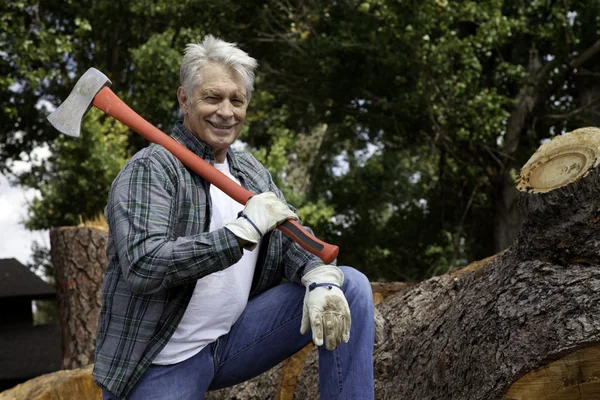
[178,63,247,162]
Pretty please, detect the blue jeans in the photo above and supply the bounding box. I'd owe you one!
[102,267,374,400]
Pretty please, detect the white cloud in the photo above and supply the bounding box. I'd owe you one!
[0,174,48,265]
[11,143,51,174]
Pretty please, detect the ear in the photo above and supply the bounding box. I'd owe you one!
[177,86,189,115]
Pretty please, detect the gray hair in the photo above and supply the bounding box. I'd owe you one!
[180,35,258,102]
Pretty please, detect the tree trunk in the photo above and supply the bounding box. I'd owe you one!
[493,44,542,253]
[50,226,108,370]
[494,40,600,253]
[207,127,600,399]
[0,365,100,400]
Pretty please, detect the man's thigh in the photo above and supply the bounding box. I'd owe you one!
[103,345,214,400]
[209,281,312,390]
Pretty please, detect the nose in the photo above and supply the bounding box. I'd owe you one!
[216,100,234,119]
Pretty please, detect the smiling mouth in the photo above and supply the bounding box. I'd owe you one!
[208,121,236,130]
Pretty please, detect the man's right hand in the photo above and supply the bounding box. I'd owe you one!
[225,192,297,250]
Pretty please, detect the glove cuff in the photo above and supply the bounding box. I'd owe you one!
[224,221,260,245]
[237,211,263,238]
[301,265,344,288]
[308,282,342,292]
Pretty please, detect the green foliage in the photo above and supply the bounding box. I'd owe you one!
[23,109,128,229]
[128,29,189,130]
[242,0,600,280]
[244,102,336,228]
[33,299,59,325]
[27,240,54,282]
[28,241,59,324]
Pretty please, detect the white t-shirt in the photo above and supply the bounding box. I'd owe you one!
[153,159,258,365]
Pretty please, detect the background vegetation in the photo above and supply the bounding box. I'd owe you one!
[2,0,600,282]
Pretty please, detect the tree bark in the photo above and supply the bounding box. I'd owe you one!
[493,44,542,253]
[50,226,108,370]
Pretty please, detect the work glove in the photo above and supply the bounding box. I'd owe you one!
[300,265,351,351]
[225,191,297,250]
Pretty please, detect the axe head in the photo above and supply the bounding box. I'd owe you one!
[47,68,112,137]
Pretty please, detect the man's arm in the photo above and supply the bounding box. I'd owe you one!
[263,169,332,282]
[107,152,243,295]
[237,151,350,350]
[269,178,351,350]
[234,150,333,279]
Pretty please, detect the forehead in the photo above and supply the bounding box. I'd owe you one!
[196,63,246,95]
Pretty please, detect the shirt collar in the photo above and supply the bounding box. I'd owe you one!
[171,121,242,172]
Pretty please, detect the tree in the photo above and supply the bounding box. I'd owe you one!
[240,0,600,280]
[28,240,59,325]
[50,225,107,369]
[22,109,128,230]
[2,0,600,283]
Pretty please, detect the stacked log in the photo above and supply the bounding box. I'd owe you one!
[50,226,108,370]
[0,365,100,400]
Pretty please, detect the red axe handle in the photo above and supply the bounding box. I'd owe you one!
[93,86,339,265]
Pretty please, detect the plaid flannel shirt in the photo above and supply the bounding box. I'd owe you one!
[93,122,324,398]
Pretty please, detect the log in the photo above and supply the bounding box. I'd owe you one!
[50,226,108,370]
[0,365,100,400]
[503,344,600,399]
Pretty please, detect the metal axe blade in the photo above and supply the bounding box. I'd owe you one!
[47,68,111,137]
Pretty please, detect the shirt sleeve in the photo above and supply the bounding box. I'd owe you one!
[106,155,243,295]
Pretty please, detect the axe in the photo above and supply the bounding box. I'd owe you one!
[47,68,339,264]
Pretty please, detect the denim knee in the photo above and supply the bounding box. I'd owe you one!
[338,266,373,306]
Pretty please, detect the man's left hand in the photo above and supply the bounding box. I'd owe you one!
[300,265,351,350]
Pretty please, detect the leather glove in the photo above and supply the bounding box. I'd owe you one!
[225,191,297,250]
[300,265,351,350]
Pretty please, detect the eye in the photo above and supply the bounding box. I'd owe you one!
[232,99,244,106]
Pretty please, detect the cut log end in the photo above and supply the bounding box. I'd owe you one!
[516,127,600,194]
[504,344,600,400]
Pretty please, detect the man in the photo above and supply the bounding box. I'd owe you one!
[94,35,374,400]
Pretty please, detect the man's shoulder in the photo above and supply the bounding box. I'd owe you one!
[113,145,181,187]
[128,144,180,168]
[232,150,266,173]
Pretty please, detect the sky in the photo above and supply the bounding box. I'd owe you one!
[0,143,51,266]
[0,97,54,266]
[0,173,48,265]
